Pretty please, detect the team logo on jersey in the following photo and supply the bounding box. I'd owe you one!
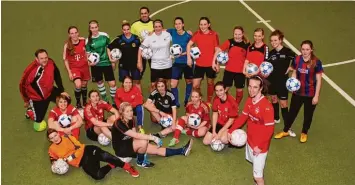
[132,43,136,47]
[131,95,135,99]
[165,100,168,104]
[280,55,286,58]
[99,109,103,113]
[158,98,161,101]
[225,108,228,112]
[271,55,277,61]
[74,54,81,61]
[255,107,260,114]
[298,68,309,74]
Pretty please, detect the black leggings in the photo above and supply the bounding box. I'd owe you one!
[80,145,125,180]
[283,94,317,134]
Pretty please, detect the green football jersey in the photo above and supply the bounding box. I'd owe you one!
[86,32,111,66]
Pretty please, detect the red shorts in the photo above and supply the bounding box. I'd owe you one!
[58,127,80,140]
[71,66,90,81]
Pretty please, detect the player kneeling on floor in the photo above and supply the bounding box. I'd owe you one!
[203,81,239,146]
[111,102,193,168]
[84,90,119,145]
[144,79,177,134]
[48,95,83,139]
[47,129,139,179]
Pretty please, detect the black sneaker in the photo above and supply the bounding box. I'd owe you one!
[182,139,193,156]
[136,160,155,168]
[76,102,82,109]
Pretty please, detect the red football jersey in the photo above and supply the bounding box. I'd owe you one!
[220,39,249,73]
[212,94,238,125]
[114,86,143,108]
[191,30,219,67]
[48,105,79,121]
[65,39,88,68]
[229,96,274,153]
[84,100,113,130]
[185,101,210,122]
[246,43,269,67]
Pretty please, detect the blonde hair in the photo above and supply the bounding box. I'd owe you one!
[118,102,132,122]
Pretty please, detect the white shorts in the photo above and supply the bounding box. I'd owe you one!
[245,144,268,178]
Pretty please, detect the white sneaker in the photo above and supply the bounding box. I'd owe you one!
[274,119,280,123]
[288,129,296,137]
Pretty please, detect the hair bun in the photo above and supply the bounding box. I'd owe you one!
[122,20,129,24]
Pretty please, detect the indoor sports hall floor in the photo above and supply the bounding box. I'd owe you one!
[2,1,355,185]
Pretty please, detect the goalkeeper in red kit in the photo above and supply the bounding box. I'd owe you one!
[228,75,274,185]
[19,49,68,131]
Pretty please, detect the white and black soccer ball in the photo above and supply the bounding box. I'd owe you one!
[190,47,201,60]
[51,158,69,175]
[88,52,100,65]
[246,63,259,75]
[170,44,182,57]
[58,114,71,128]
[230,129,247,147]
[210,139,225,152]
[259,61,273,77]
[142,47,153,59]
[286,77,301,92]
[110,48,122,61]
[140,29,149,40]
[98,133,111,146]
[187,113,201,127]
[160,115,173,128]
[216,51,229,64]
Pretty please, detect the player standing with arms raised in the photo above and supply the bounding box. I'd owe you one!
[108,21,142,90]
[243,28,269,77]
[228,75,274,185]
[187,17,219,106]
[63,26,90,109]
[86,20,117,107]
[167,17,193,107]
[212,26,250,104]
[274,40,323,143]
[266,30,296,136]
[20,49,68,131]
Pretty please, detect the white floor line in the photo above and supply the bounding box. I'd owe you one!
[323,59,355,68]
[150,0,191,18]
[238,0,355,107]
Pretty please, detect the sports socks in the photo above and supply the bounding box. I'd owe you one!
[136,105,144,126]
[236,90,243,105]
[171,87,180,106]
[207,83,214,103]
[165,147,184,157]
[272,102,280,120]
[81,86,87,105]
[281,107,289,123]
[109,86,117,104]
[185,83,193,104]
[97,83,107,100]
[74,88,81,105]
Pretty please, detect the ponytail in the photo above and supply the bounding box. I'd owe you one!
[66,26,77,56]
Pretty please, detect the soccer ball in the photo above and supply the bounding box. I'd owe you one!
[110,48,122,60]
[246,63,259,75]
[88,52,100,65]
[160,115,173,128]
[58,114,71,128]
[216,51,229,64]
[187,113,201,127]
[140,29,149,40]
[286,77,301,92]
[170,44,182,57]
[259,61,273,77]
[210,139,225,152]
[98,133,111,146]
[230,129,247,147]
[190,47,201,60]
[51,158,69,175]
[142,47,153,59]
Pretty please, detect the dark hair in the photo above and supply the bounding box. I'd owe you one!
[248,75,269,95]
[88,89,100,99]
[55,94,71,106]
[174,17,185,30]
[153,19,164,27]
[301,40,317,68]
[88,20,99,46]
[67,26,78,56]
[214,81,226,90]
[122,20,130,29]
[47,128,57,140]
[122,76,133,87]
[140,6,150,13]
[191,89,203,97]
[35,49,48,57]
[199,17,212,30]
[155,78,167,91]
[233,26,249,43]
[270,29,284,41]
